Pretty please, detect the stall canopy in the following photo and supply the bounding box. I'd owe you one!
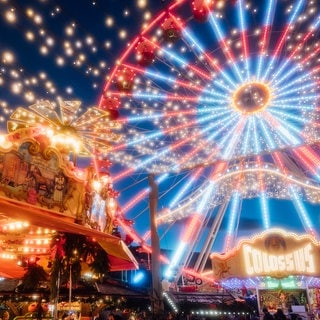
[0,197,139,278]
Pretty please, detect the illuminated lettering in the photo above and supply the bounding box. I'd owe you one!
[305,243,315,273]
[285,254,294,271]
[278,255,285,271]
[243,245,254,275]
[243,243,315,276]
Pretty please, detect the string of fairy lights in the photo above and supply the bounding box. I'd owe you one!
[0,0,157,129]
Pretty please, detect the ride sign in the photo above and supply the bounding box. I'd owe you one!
[211,229,320,280]
[243,243,315,275]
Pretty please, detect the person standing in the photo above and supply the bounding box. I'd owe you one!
[263,308,275,320]
[274,308,287,320]
[1,311,10,320]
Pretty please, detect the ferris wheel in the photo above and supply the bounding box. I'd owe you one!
[98,0,320,287]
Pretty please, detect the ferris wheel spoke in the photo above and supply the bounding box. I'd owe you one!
[291,147,320,180]
[235,0,251,81]
[261,111,302,147]
[181,27,238,88]
[262,0,307,81]
[273,13,320,82]
[289,185,318,238]
[224,191,243,252]
[256,0,277,79]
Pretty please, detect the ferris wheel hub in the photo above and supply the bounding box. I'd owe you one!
[233,82,271,114]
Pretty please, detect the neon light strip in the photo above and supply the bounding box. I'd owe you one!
[252,117,261,154]
[220,117,246,159]
[121,109,197,124]
[113,110,231,182]
[111,113,200,152]
[269,112,304,140]
[273,0,305,55]
[159,162,228,223]
[165,213,203,280]
[157,163,320,224]
[271,94,318,106]
[273,152,317,237]
[237,0,250,80]
[257,0,276,78]
[292,148,320,179]
[257,115,277,150]
[241,117,252,155]
[160,46,212,80]
[224,191,241,252]
[113,119,232,216]
[207,11,243,82]
[165,241,187,278]
[275,80,316,100]
[196,181,217,213]
[137,36,217,88]
[169,165,220,210]
[124,93,230,146]
[182,214,202,243]
[272,62,315,93]
[260,192,270,229]
[262,0,306,81]
[116,218,144,244]
[270,108,312,125]
[262,111,301,146]
[298,146,320,167]
[181,27,236,87]
[120,62,205,93]
[289,185,317,237]
[256,156,270,229]
[272,13,320,81]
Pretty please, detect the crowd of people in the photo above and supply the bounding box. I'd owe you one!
[263,307,302,320]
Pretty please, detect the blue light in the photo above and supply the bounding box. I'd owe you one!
[132,271,145,284]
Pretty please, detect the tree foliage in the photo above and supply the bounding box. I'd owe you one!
[18,264,48,292]
[49,232,110,299]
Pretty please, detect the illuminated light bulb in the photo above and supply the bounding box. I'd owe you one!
[5,9,17,23]
[92,180,101,192]
[2,51,15,64]
[33,14,42,24]
[105,16,114,27]
[0,135,12,149]
[119,29,127,39]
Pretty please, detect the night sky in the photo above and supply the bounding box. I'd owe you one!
[0,0,164,114]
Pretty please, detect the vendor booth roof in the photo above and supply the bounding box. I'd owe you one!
[0,197,138,278]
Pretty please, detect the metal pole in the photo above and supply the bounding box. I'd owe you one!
[53,270,60,320]
[148,174,164,317]
[69,263,72,314]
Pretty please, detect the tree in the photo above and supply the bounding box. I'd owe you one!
[49,232,110,300]
[18,264,49,292]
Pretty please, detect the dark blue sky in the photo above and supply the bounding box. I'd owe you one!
[0,0,165,113]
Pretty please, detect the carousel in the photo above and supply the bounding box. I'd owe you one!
[0,100,138,280]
